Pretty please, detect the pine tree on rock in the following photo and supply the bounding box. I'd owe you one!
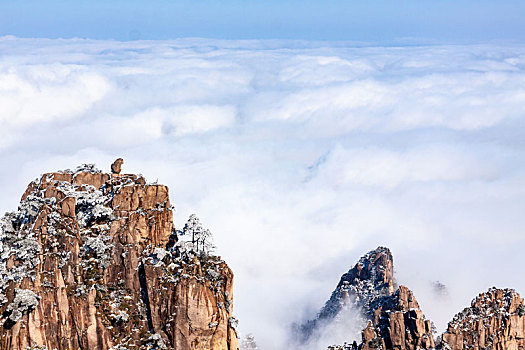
[177,214,216,257]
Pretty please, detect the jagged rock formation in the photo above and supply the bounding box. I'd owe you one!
[0,164,239,350]
[321,247,395,320]
[322,248,525,350]
[299,247,395,342]
[358,285,435,350]
[312,247,433,350]
[440,287,525,350]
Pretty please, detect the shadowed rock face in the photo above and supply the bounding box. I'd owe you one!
[0,165,239,350]
[311,247,433,350]
[440,288,525,350]
[321,247,395,320]
[298,247,395,343]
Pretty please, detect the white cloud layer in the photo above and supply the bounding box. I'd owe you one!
[1,36,525,349]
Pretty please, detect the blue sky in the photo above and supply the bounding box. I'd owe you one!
[1,0,525,42]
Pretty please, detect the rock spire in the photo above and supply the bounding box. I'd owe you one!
[298,247,395,343]
[111,158,124,175]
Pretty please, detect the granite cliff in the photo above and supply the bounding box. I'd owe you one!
[317,248,524,350]
[0,163,239,350]
[440,287,525,350]
[358,285,435,350]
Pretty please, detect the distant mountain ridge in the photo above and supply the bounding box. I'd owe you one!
[299,247,525,350]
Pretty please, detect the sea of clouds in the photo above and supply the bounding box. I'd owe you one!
[0,36,525,349]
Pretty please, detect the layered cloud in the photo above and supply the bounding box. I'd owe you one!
[1,36,525,349]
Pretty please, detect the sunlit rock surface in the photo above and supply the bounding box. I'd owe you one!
[440,287,525,350]
[358,285,435,350]
[0,164,239,350]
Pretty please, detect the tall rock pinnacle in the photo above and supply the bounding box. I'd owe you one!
[298,247,395,343]
[0,164,239,350]
[302,247,434,350]
[320,246,395,320]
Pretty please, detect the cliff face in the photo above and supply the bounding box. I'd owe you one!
[0,164,239,350]
[359,285,435,350]
[440,288,525,350]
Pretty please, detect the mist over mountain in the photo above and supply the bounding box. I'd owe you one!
[0,37,524,349]
[295,247,525,350]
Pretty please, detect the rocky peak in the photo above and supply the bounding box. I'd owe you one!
[298,247,395,343]
[320,246,395,321]
[440,287,525,350]
[318,248,433,350]
[320,247,525,350]
[0,163,239,350]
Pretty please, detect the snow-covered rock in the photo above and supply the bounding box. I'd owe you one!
[441,287,525,350]
[297,247,395,344]
[0,163,239,350]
